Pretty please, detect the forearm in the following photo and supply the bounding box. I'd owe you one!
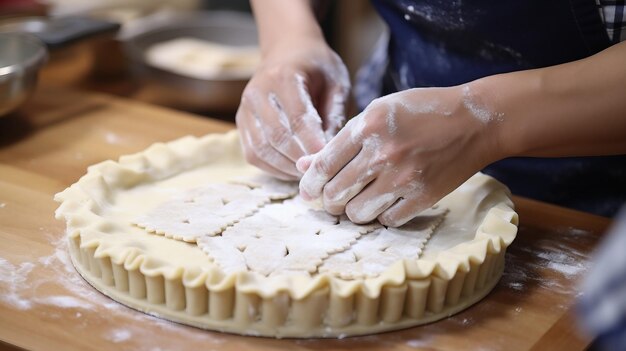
[474,41,626,160]
[250,0,324,56]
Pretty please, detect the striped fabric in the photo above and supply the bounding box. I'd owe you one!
[596,0,626,43]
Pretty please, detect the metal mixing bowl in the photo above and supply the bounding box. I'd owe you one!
[0,32,47,117]
[123,11,259,114]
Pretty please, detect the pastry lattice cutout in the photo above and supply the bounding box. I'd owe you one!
[197,197,377,276]
[134,176,446,278]
[133,179,297,242]
[319,207,447,279]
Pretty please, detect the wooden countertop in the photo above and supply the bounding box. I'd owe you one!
[0,88,611,351]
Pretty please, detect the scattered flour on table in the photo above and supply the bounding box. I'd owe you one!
[501,227,594,295]
[35,296,94,310]
[104,132,123,145]
[108,328,132,343]
[406,337,433,348]
[0,257,35,309]
[0,231,227,349]
[0,203,6,209]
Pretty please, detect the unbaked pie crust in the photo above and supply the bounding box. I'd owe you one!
[54,131,518,338]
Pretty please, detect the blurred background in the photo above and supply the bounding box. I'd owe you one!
[0,0,385,120]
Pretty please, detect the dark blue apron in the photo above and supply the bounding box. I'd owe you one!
[365,0,626,217]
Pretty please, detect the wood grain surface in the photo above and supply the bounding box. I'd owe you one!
[0,88,610,351]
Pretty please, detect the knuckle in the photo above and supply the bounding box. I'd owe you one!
[267,129,290,148]
[323,201,345,216]
[313,159,331,176]
[263,66,283,79]
[266,66,297,83]
[369,156,387,170]
[364,113,388,135]
[322,184,338,202]
[290,114,308,132]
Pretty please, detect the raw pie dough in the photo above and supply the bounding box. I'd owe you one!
[54,131,518,338]
[145,38,260,79]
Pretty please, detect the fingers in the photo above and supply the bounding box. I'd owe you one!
[298,118,364,200]
[320,84,349,141]
[328,159,429,226]
[344,176,401,224]
[320,52,350,141]
[377,177,430,227]
[322,147,379,215]
[236,101,300,180]
[377,195,431,227]
[278,73,326,154]
[245,73,329,165]
[245,90,308,162]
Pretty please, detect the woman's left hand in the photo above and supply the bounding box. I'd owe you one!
[297,85,502,227]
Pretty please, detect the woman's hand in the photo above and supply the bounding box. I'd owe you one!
[236,35,350,180]
[297,86,502,227]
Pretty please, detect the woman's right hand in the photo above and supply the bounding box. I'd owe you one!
[235,35,350,180]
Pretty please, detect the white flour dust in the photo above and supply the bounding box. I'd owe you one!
[0,231,227,349]
[268,93,290,130]
[327,181,364,204]
[315,55,351,142]
[0,258,35,309]
[108,328,132,343]
[404,1,469,30]
[348,112,367,142]
[103,132,123,145]
[353,193,395,222]
[501,227,594,295]
[325,92,347,141]
[36,296,94,309]
[385,104,398,135]
[406,337,433,348]
[461,85,504,124]
[0,203,6,209]
[267,92,308,154]
[370,90,454,137]
[295,73,324,138]
[299,154,329,200]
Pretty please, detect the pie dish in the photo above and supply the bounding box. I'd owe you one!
[54,131,518,338]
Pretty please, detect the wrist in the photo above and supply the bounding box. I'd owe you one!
[451,80,508,167]
[261,31,326,60]
[251,0,324,56]
[462,71,543,163]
